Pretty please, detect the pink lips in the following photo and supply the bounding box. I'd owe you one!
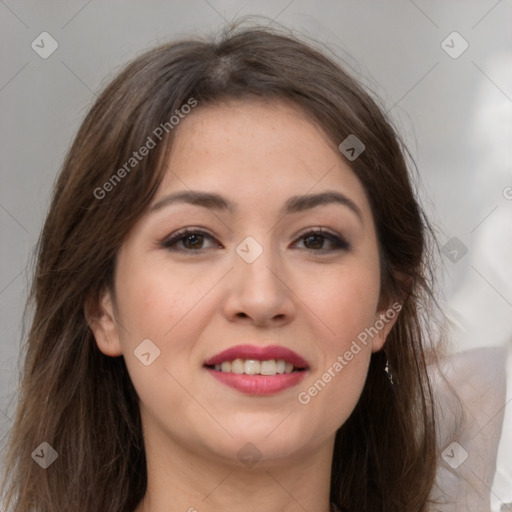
[203,344,309,396]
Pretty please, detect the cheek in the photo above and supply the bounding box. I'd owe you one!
[112,254,220,385]
[294,259,379,425]
[113,250,210,340]
[304,258,381,349]
[112,262,208,429]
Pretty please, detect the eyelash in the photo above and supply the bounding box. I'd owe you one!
[160,227,350,254]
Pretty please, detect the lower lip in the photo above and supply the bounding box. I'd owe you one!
[205,368,308,395]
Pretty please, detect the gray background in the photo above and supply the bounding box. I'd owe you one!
[1,1,511,509]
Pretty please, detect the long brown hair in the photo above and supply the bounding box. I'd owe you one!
[1,20,441,511]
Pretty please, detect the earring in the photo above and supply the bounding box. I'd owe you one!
[384,358,395,385]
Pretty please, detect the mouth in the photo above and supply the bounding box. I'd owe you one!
[203,344,309,395]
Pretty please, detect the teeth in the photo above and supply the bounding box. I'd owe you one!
[231,359,244,374]
[260,360,276,375]
[244,359,260,375]
[276,359,285,374]
[212,358,299,375]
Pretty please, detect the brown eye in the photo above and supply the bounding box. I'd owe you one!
[295,229,350,252]
[180,233,206,249]
[161,228,221,252]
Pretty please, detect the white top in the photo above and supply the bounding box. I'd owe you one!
[429,344,512,511]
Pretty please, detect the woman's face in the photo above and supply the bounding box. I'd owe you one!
[91,98,397,467]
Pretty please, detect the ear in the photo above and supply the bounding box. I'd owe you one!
[370,300,403,353]
[84,288,123,357]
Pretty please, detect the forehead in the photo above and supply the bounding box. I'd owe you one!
[154,98,372,223]
[166,98,336,180]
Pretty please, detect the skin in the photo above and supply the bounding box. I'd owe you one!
[89,98,399,512]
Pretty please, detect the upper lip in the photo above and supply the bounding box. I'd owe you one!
[204,344,309,369]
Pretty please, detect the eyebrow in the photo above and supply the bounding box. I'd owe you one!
[149,190,363,222]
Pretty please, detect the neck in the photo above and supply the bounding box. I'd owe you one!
[134,420,335,512]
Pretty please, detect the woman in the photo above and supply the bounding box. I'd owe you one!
[1,22,443,512]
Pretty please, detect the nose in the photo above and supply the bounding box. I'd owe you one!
[222,239,296,327]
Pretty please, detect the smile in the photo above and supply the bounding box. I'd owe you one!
[203,344,309,395]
